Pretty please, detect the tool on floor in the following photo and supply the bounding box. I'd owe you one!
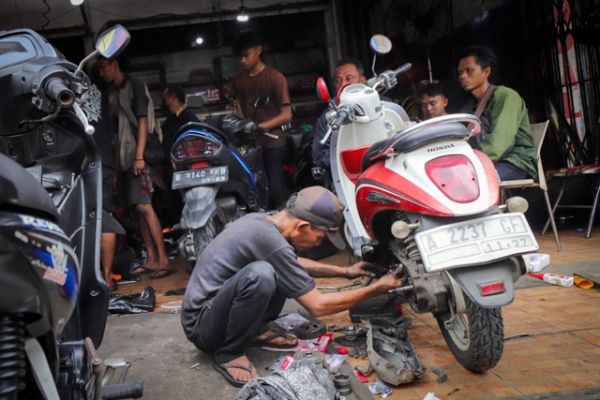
[528,272,574,287]
[431,367,447,383]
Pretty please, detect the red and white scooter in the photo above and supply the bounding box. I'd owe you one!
[317,35,546,372]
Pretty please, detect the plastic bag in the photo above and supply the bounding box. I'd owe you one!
[108,286,155,314]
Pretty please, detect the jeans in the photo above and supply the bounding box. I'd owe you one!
[189,261,286,364]
[496,161,528,181]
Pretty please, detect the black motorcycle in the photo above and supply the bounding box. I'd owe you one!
[0,25,142,399]
[170,113,270,261]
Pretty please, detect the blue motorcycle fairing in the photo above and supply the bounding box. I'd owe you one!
[0,211,79,335]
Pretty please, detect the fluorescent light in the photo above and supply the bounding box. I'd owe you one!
[236,11,249,23]
[70,0,84,5]
[195,36,204,45]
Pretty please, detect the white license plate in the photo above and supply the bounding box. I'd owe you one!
[415,213,538,272]
[171,166,229,190]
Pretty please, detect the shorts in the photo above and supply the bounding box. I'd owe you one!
[120,166,153,206]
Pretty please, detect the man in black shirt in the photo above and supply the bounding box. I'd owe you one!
[160,85,199,226]
[161,85,199,162]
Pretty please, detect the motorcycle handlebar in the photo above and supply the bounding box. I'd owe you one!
[392,63,412,77]
[44,77,75,108]
[332,109,349,128]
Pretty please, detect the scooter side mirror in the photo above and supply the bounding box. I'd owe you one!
[369,34,392,55]
[315,77,330,103]
[76,24,131,74]
[95,24,131,59]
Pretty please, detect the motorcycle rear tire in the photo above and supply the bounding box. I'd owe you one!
[192,217,221,260]
[435,296,503,373]
[191,207,244,259]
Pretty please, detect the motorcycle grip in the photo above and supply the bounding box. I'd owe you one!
[102,381,144,399]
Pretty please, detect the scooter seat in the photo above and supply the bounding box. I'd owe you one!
[361,122,469,171]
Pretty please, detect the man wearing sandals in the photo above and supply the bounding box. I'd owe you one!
[181,186,404,387]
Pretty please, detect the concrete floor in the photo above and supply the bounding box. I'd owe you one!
[99,230,600,400]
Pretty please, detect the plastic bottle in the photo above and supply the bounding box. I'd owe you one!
[528,272,574,287]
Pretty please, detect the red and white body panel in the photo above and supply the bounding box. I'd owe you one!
[356,141,500,237]
[330,85,408,255]
[330,83,500,256]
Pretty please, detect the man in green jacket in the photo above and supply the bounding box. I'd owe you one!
[458,45,537,181]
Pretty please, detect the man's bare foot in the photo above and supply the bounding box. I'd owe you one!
[253,330,298,347]
[143,257,158,270]
[157,257,170,270]
[223,355,258,383]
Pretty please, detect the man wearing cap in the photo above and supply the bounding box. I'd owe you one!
[181,186,404,387]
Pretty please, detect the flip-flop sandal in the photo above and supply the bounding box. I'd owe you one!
[128,262,152,277]
[250,329,298,349]
[212,359,256,388]
[149,267,177,279]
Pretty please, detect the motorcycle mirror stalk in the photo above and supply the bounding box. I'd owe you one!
[369,34,392,78]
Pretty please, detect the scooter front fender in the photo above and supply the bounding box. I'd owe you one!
[447,257,522,308]
[180,186,218,230]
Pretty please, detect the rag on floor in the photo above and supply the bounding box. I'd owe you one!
[234,361,335,400]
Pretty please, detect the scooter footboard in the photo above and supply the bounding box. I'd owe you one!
[447,257,522,308]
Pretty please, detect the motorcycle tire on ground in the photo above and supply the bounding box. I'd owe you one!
[191,206,245,260]
[435,296,504,373]
[192,216,221,260]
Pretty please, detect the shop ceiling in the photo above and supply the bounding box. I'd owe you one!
[2,0,328,37]
[3,0,508,41]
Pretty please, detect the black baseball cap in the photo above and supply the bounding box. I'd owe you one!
[286,186,346,249]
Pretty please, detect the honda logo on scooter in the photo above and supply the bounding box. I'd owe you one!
[427,144,455,152]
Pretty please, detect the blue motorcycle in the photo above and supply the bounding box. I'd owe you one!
[170,114,269,261]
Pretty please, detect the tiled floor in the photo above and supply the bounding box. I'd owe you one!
[110,228,600,399]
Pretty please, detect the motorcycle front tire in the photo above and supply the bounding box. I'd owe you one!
[435,296,504,373]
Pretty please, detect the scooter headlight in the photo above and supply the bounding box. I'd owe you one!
[505,196,529,213]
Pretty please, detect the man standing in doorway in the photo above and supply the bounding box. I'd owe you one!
[98,56,174,279]
[231,30,292,209]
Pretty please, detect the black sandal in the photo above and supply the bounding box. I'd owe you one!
[252,322,298,349]
[212,359,256,388]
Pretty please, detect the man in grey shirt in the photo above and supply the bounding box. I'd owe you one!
[181,186,404,387]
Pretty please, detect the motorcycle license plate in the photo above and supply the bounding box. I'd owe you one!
[415,213,538,272]
[172,166,229,190]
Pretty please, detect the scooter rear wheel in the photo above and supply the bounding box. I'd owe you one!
[435,296,504,373]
